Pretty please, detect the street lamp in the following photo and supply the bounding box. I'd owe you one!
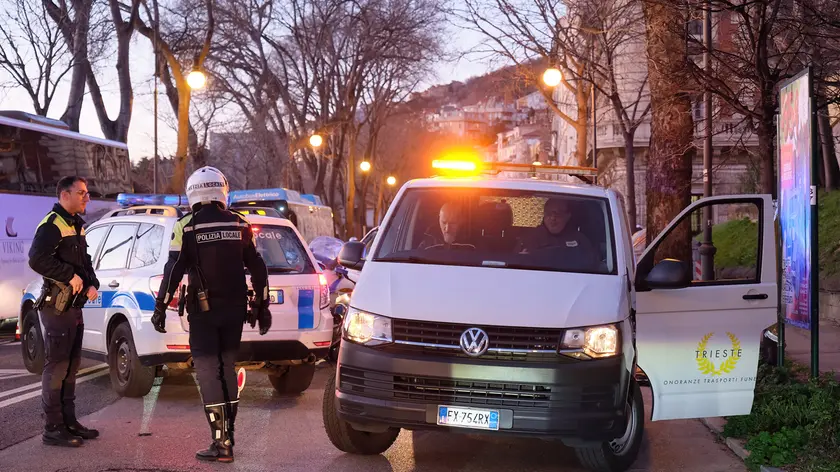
[309,134,323,148]
[542,68,562,87]
[359,161,371,172]
[386,175,396,186]
[187,69,206,89]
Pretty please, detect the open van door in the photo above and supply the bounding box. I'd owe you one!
[635,195,777,421]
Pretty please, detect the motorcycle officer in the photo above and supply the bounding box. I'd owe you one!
[151,166,270,463]
[28,176,100,447]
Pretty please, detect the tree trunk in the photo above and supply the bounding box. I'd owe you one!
[624,130,638,231]
[57,0,92,131]
[170,82,191,193]
[374,180,384,226]
[757,89,777,197]
[642,0,694,260]
[754,116,776,196]
[819,111,839,191]
[345,133,358,239]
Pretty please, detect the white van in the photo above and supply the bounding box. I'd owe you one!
[322,164,777,472]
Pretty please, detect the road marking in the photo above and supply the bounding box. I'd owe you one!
[0,363,107,399]
[0,368,110,409]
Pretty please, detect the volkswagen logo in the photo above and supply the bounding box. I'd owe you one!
[459,327,489,357]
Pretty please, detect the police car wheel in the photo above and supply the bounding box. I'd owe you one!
[268,364,316,395]
[108,322,155,397]
[573,380,644,472]
[21,308,44,374]
[322,373,399,454]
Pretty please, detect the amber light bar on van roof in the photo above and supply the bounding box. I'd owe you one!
[431,159,598,178]
[484,162,598,176]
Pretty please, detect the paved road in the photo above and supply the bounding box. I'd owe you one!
[0,356,747,472]
[0,329,120,451]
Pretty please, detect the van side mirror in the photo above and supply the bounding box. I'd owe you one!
[338,241,366,270]
[644,259,691,289]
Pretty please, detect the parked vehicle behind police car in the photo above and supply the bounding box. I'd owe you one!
[323,160,779,472]
[19,199,333,397]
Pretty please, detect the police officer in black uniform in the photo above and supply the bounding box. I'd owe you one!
[151,166,270,463]
[28,176,101,447]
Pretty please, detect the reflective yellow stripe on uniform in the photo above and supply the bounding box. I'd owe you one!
[37,212,76,238]
[170,214,193,251]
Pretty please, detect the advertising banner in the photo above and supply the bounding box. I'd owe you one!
[778,69,814,330]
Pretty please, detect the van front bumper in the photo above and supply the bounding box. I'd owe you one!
[334,341,632,441]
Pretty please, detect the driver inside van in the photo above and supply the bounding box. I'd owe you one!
[418,202,475,250]
[520,197,598,263]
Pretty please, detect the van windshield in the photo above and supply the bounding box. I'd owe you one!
[372,188,616,275]
[252,225,315,274]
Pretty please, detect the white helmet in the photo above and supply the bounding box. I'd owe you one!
[185,166,229,209]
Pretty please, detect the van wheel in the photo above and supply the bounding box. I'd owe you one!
[108,322,155,397]
[322,373,399,454]
[269,364,316,394]
[574,380,644,472]
[21,309,44,374]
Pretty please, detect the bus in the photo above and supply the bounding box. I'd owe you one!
[116,187,335,243]
[227,188,334,243]
[0,110,133,197]
[0,110,132,322]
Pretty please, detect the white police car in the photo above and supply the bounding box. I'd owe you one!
[19,200,333,397]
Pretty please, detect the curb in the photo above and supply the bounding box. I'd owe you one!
[700,418,788,472]
[700,418,750,461]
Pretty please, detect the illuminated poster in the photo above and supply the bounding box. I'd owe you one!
[778,70,813,330]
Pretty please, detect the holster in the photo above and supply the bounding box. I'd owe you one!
[177,285,187,317]
[38,281,72,313]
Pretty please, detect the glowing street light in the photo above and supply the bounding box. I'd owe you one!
[386,176,397,186]
[187,69,207,89]
[359,161,371,172]
[542,68,562,87]
[309,134,323,148]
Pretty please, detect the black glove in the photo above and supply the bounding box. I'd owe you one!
[151,302,167,333]
[258,304,272,335]
[246,294,263,328]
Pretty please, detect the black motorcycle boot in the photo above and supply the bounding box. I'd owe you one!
[66,420,99,440]
[196,404,233,462]
[43,424,83,447]
[227,401,238,447]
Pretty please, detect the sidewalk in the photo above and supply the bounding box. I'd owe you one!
[782,319,840,375]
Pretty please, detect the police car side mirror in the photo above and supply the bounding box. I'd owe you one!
[338,241,366,270]
[644,259,691,289]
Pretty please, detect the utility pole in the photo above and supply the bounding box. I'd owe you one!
[152,0,160,193]
[699,1,716,280]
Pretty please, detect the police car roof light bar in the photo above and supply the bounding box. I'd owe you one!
[117,193,189,208]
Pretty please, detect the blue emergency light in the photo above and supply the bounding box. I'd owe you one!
[116,193,189,208]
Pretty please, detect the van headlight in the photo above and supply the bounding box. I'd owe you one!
[343,309,392,346]
[559,324,620,359]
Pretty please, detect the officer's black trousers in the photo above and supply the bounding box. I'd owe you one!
[189,302,245,406]
[39,306,84,426]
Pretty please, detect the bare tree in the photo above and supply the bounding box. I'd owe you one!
[456,0,599,166]
[44,0,139,140]
[206,0,445,237]
[586,0,651,231]
[134,0,215,192]
[0,0,73,116]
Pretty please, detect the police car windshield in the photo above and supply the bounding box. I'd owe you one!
[373,188,616,275]
[253,225,315,274]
